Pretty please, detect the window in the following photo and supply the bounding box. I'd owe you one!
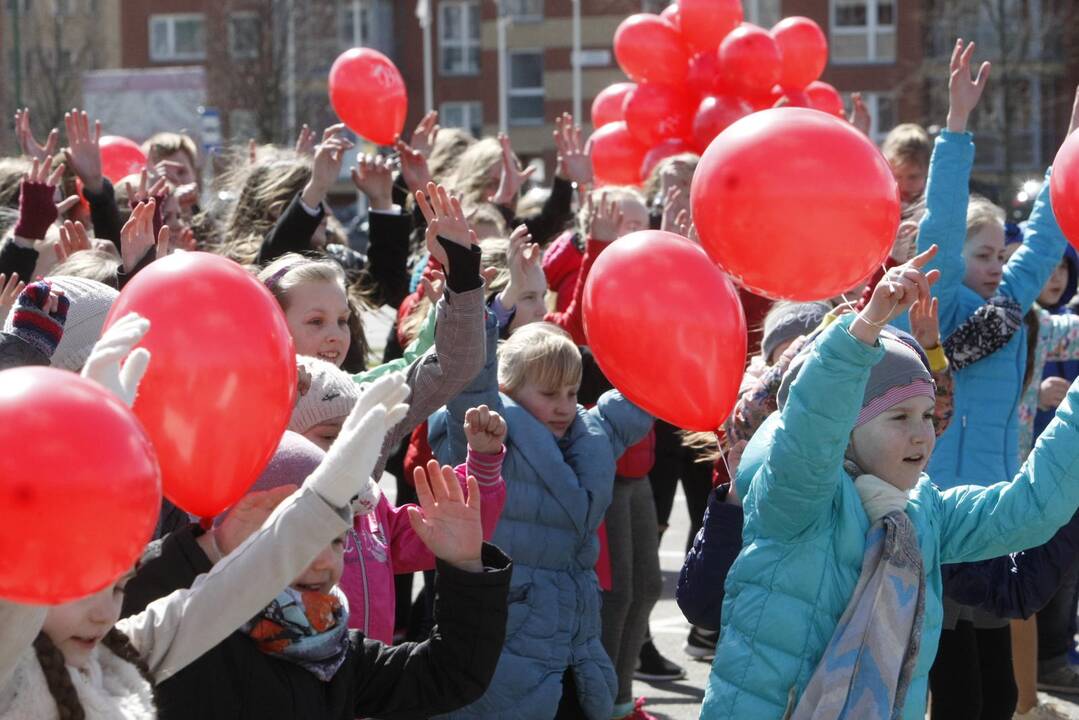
[339,0,372,47]
[830,0,896,64]
[228,13,260,60]
[508,51,544,125]
[440,1,480,76]
[441,101,483,138]
[744,0,781,28]
[970,76,1042,172]
[149,14,206,62]
[503,0,542,22]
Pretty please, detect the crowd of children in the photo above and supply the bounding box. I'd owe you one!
[3,28,1079,720]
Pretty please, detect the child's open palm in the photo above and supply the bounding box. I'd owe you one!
[589,192,623,242]
[909,295,942,350]
[416,181,478,270]
[408,459,484,573]
[947,39,990,132]
[464,405,507,455]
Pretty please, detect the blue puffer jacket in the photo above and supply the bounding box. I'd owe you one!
[898,131,1067,490]
[429,314,651,720]
[701,314,1079,720]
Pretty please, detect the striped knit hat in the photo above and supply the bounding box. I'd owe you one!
[3,276,118,372]
[289,355,360,434]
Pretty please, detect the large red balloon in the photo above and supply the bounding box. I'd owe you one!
[1051,131,1079,251]
[614,14,688,85]
[592,83,636,129]
[623,83,695,147]
[104,252,297,518]
[641,138,694,181]
[100,136,147,184]
[584,231,747,430]
[719,24,782,99]
[691,95,753,153]
[0,367,160,603]
[691,108,900,301]
[806,81,846,118]
[590,122,649,186]
[329,48,407,145]
[678,0,744,52]
[771,17,829,91]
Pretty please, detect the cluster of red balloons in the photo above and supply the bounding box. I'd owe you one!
[593,1,839,185]
[329,48,408,145]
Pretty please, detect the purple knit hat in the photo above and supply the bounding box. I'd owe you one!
[249,431,325,493]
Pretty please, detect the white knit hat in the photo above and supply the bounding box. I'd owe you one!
[289,355,360,434]
[3,275,118,371]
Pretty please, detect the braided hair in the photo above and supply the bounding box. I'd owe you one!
[31,628,158,719]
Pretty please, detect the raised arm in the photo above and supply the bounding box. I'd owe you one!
[998,177,1068,310]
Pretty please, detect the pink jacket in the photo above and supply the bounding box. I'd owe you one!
[339,447,506,642]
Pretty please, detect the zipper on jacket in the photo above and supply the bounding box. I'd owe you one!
[956,415,967,477]
[352,527,371,636]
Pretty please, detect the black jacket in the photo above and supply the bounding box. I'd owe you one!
[123,525,511,720]
[0,332,50,370]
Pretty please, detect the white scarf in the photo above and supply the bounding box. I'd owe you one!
[854,473,910,524]
[2,643,156,719]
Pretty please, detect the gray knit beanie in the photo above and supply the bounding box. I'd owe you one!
[289,356,360,434]
[777,329,934,428]
[249,431,325,493]
[3,276,118,371]
[762,301,832,363]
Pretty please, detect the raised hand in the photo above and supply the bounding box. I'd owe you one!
[14,108,59,163]
[125,169,168,207]
[852,245,941,344]
[554,112,592,186]
[890,220,919,263]
[463,405,507,455]
[500,224,538,308]
[301,125,354,209]
[214,485,298,557]
[350,154,394,211]
[294,124,316,156]
[14,158,65,243]
[1039,377,1070,412]
[947,39,991,133]
[909,295,942,351]
[62,109,104,194]
[848,92,871,137]
[409,111,440,158]
[81,312,152,408]
[490,133,535,207]
[55,220,93,264]
[661,186,690,236]
[418,268,446,304]
[588,191,623,243]
[0,273,26,319]
[415,181,479,269]
[407,459,484,573]
[395,136,433,193]
[121,199,167,271]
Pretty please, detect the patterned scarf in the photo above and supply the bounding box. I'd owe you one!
[242,585,351,682]
[788,477,925,720]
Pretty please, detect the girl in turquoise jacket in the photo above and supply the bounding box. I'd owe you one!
[703,246,1079,720]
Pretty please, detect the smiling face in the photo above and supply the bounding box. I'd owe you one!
[506,379,579,438]
[848,395,936,491]
[290,534,347,594]
[963,223,1007,300]
[283,280,351,366]
[42,575,131,668]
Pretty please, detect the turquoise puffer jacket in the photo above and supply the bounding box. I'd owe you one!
[430,314,651,720]
[895,131,1067,490]
[701,315,1079,720]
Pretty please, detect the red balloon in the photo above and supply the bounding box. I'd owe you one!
[584,231,747,430]
[687,52,726,100]
[691,95,753,153]
[592,82,636,129]
[744,84,785,111]
[590,122,649,186]
[104,252,297,518]
[771,17,829,91]
[0,367,160,603]
[806,81,846,118]
[1051,130,1079,251]
[691,108,900,301]
[614,14,688,85]
[641,138,694,181]
[623,83,695,147]
[99,136,147,184]
[660,3,680,28]
[720,24,782,99]
[329,48,407,145]
[678,0,744,52]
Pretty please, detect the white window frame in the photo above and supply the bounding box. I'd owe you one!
[149,13,207,62]
[439,0,481,76]
[843,91,897,143]
[440,101,483,137]
[829,0,896,65]
[228,12,260,60]
[339,0,372,48]
[503,0,543,23]
[507,49,544,126]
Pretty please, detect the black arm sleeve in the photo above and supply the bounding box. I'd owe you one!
[0,332,50,370]
[0,240,38,285]
[348,544,511,719]
[518,177,575,245]
[438,237,482,293]
[83,179,124,247]
[360,210,412,308]
[121,524,210,618]
[256,193,325,266]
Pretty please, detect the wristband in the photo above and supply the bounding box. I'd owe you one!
[924,344,949,373]
[14,180,58,240]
